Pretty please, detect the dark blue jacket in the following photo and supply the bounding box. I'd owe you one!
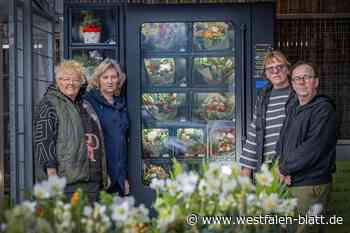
[84,89,129,193]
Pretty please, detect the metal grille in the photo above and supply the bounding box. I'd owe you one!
[276,18,350,139]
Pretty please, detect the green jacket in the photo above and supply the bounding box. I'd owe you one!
[34,86,108,189]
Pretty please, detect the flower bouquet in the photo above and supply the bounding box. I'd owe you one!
[80,11,102,44]
[144,58,175,86]
[141,23,187,51]
[177,128,207,157]
[143,163,170,186]
[194,93,235,121]
[195,57,234,85]
[193,22,232,50]
[142,128,169,158]
[210,127,235,157]
[142,93,186,121]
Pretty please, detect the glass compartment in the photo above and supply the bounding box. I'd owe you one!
[141,23,187,52]
[143,57,187,87]
[193,57,234,86]
[142,93,187,122]
[193,22,234,51]
[142,128,171,158]
[143,160,171,186]
[175,128,206,158]
[71,9,116,44]
[72,49,116,80]
[193,93,235,121]
[208,121,236,158]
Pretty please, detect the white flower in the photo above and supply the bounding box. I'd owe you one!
[165,179,178,196]
[221,165,232,175]
[222,179,237,194]
[238,176,253,190]
[261,193,280,213]
[205,178,221,196]
[111,200,131,222]
[1,224,7,232]
[176,172,198,195]
[138,204,150,222]
[21,201,36,212]
[158,208,177,233]
[279,198,298,215]
[255,165,274,187]
[48,175,67,196]
[83,206,93,217]
[246,194,257,204]
[150,178,165,191]
[34,180,51,199]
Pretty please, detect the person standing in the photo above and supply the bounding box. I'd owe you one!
[85,59,130,196]
[34,60,109,203]
[239,50,294,177]
[277,61,337,233]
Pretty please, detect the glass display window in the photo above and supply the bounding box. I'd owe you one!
[71,9,116,45]
[140,20,237,185]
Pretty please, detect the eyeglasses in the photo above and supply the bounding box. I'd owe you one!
[291,75,316,82]
[265,64,287,74]
[58,77,81,85]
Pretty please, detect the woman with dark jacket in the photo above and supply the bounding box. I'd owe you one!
[84,59,130,196]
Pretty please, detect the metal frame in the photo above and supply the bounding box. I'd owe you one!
[9,0,19,205]
[124,4,253,206]
[23,0,34,198]
[0,22,4,207]
[8,0,56,204]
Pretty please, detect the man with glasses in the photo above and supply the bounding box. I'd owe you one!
[239,50,294,179]
[277,61,337,233]
[33,60,109,203]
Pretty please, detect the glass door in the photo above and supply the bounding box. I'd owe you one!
[126,4,250,206]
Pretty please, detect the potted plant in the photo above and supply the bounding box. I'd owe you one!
[80,11,102,44]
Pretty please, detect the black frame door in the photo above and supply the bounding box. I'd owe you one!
[125,4,251,206]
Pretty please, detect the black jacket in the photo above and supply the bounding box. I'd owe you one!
[277,94,337,186]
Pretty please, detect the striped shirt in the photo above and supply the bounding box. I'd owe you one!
[239,87,290,170]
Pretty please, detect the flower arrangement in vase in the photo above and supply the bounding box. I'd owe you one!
[80,11,102,44]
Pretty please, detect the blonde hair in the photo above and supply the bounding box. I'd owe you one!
[89,59,126,96]
[263,50,290,69]
[55,60,86,83]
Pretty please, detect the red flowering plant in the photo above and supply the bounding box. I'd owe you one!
[81,11,102,33]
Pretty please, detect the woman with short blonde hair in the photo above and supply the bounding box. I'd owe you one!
[84,58,130,196]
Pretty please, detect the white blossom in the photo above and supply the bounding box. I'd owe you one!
[261,193,280,213]
[48,175,67,196]
[176,172,198,195]
[34,180,51,199]
[21,201,36,212]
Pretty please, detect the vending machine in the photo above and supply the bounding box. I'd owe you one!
[65,2,275,206]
